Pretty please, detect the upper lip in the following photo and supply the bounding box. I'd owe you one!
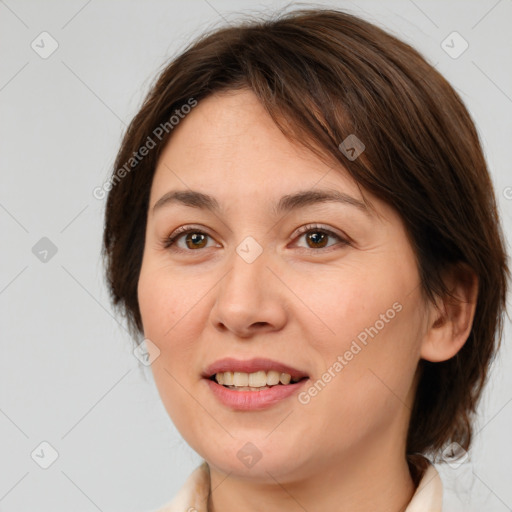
[202,357,309,380]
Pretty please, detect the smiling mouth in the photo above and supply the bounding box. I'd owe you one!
[208,370,308,391]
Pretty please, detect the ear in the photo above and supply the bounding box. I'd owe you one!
[420,263,479,362]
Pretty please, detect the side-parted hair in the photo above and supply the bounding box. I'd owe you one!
[102,8,509,478]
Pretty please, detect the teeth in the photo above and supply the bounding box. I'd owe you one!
[214,370,301,388]
[267,370,280,386]
[249,370,267,387]
[279,372,291,385]
[225,385,271,391]
[233,372,249,386]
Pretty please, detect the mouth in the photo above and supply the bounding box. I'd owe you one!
[207,370,308,391]
[201,357,309,409]
[202,357,309,391]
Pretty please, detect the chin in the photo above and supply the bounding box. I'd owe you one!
[200,439,312,482]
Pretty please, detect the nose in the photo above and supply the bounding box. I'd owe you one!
[209,246,288,338]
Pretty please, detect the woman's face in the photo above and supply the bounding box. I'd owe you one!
[138,89,429,482]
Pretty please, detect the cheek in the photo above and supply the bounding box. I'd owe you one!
[137,269,204,435]
[137,265,207,342]
[296,254,423,418]
[295,258,416,352]
[296,304,422,456]
[137,267,202,402]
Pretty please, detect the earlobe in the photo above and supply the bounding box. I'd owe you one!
[420,263,479,363]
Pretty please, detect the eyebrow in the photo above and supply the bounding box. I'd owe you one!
[152,189,369,216]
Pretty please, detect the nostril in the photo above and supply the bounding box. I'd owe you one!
[252,322,269,328]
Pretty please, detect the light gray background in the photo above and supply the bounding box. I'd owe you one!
[1,0,511,511]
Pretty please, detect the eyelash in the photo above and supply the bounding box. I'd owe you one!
[162,223,349,253]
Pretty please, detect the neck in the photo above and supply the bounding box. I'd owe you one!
[207,437,416,512]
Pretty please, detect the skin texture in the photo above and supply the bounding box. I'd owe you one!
[137,89,478,512]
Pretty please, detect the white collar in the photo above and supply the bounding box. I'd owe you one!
[154,460,443,512]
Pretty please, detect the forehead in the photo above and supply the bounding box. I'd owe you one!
[151,89,366,206]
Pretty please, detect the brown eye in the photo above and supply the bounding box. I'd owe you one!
[294,225,348,251]
[164,227,217,251]
[306,231,329,248]
[184,232,208,249]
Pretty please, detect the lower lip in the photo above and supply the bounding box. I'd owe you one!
[204,378,309,411]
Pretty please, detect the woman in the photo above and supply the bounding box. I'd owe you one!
[102,8,509,512]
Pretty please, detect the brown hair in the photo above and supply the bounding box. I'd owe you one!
[102,8,509,475]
